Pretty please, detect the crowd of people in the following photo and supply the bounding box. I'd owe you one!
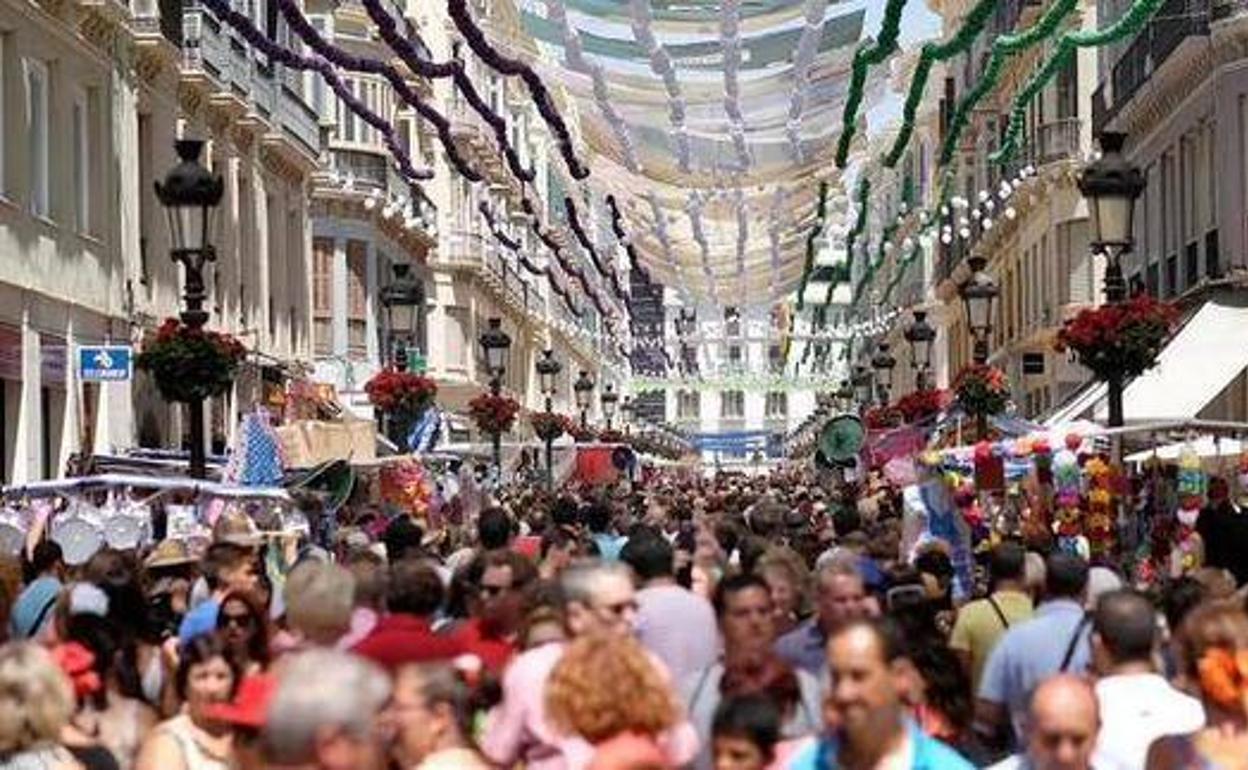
[1,467,1247,770]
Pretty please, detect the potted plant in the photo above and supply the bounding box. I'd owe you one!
[530,412,567,442]
[136,318,247,403]
[895,389,948,423]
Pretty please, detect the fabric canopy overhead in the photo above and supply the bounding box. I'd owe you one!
[502,0,883,302]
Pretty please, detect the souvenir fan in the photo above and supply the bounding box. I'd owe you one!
[51,499,105,566]
[0,502,28,556]
[226,407,287,487]
[101,491,153,550]
[1083,458,1116,558]
[1051,449,1088,558]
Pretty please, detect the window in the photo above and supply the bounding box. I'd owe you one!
[721,390,745,419]
[1206,229,1220,278]
[1185,241,1198,289]
[445,307,469,368]
[1165,254,1178,298]
[72,88,89,233]
[346,241,368,356]
[312,238,333,354]
[25,58,49,218]
[765,392,787,419]
[676,390,700,421]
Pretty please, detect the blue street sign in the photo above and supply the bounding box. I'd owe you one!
[78,346,133,381]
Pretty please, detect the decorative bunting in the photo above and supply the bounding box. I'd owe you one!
[835,0,909,168]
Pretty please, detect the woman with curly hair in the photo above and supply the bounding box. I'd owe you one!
[1146,601,1248,770]
[0,642,78,770]
[755,548,810,637]
[546,633,683,766]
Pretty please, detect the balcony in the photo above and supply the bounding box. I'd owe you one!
[1035,118,1082,164]
[331,148,389,191]
[1100,0,1210,128]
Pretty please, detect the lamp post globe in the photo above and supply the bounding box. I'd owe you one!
[479,318,511,394]
[155,139,223,479]
[534,349,562,490]
[960,257,999,364]
[871,343,897,405]
[601,383,619,430]
[904,310,937,389]
[574,371,595,429]
[381,263,422,372]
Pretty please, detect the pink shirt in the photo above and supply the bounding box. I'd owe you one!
[481,641,700,770]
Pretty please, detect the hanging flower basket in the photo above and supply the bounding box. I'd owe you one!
[563,415,597,443]
[468,392,521,436]
[953,364,1010,417]
[597,428,625,444]
[1055,295,1178,380]
[895,389,949,423]
[864,405,904,430]
[136,318,247,403]
[364,369,438,416]
[530,412,567,442]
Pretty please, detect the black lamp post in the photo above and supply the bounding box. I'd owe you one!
[904,310,936,391]
[574,370,595,429]
[621,397,635,435]
[381,263,422,373]
[835,379,855,411]
[871,343,897,406]
[960,256,999,366]
[535,349,561,490]
[601,383,619,431]
[479,318,511,476]
[1079,131,1145,428]
[155,139,223,479]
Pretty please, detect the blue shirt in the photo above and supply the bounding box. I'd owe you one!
[786,720,975,770]
[178,598,220,647]
[591,533,628,561]
[774,617,827,676]
[978,598,1091,740]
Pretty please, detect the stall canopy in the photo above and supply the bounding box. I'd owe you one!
[1044,297,1248,426]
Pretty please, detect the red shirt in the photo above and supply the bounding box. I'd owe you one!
[351,614,464,669]
[448,617,516,673]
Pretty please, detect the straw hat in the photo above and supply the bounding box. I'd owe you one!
[144,539,197,569]
[212,509,263,547]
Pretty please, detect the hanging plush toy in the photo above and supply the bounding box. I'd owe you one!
[1083,457,1116,559]
[1052,449,1088,558]
[1170,447,1206,577]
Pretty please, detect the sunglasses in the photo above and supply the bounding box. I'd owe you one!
[479,583,512,598]
[593,599,639,618]
[221,612,255,629]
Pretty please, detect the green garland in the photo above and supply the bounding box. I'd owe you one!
[882,239,924,302]
[992,0,1166,164]
[852,222,899,304]
[835,0,910,168]
[884,0,998,168]
[795,181,830,312]
[940,0,1078,166]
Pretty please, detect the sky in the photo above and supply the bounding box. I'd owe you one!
[863,0,944,134]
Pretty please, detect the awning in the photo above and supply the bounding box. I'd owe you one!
[1098,298,1248,423]
[1125,435,1246,463]
[1044,298,1248,426]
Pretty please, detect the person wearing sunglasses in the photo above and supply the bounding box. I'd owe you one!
[481,560,698,770]
[214,591,269,677]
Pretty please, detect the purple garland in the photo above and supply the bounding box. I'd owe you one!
[563,197,628,302]
[358,0,535,184]
[477,203,585,318]
[447,0,589,180]
[272,0,484,183]
[606,195,651,283]
[199,0,433,183]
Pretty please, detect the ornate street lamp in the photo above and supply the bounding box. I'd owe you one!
[601,383,619,431]
[574,370,595,429]
[871,343,897,406]
[621,397,635,435]
[155,139,223,479]
[1079,131,1145,429]
[380,263,422,373]
[1079,131,1145,306]
[852,365,874,409]
[478,318,511,475]
[960,256,999,365]
[835,379,856,410]
[535,349,562,490]
[904,310,936,390]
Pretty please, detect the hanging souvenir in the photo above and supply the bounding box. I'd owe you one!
[1170,447,1206,576]
[1083,458,1116,559]
[1051,449,1088,558]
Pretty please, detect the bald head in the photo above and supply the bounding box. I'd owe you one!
[1027,675,1100,770]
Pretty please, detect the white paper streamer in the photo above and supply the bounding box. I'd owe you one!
[786,0,830,161]
[629,0,691,172]
[720,0,750,170]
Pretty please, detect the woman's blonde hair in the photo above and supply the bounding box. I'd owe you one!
[0,642,74,754]
[546,634,678,743]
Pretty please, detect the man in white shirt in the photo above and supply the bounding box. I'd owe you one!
[1089,589,1204,770]
[989,675,1100,770]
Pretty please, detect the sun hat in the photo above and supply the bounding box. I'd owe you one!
[144,539,198,569]
[212,509,263,547]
